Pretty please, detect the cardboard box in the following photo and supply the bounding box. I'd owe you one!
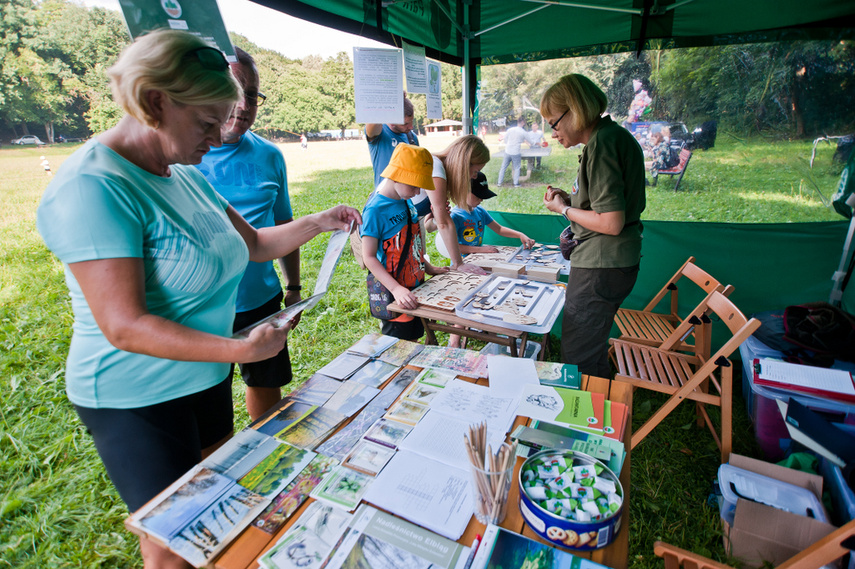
[722,454,839,568]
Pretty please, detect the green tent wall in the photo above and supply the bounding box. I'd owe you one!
[484,213,854,344]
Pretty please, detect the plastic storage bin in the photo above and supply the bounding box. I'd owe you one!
[738,335,855,461]
[717,464,828,526]
[480,339,541,360]
[819,457,855,569]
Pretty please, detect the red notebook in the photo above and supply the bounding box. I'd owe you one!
[753,358,855,403]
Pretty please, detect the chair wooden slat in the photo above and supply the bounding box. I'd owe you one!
[614,257,728,360]
[614,291,760,462]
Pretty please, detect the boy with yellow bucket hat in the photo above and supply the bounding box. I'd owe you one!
[361,144,450,339]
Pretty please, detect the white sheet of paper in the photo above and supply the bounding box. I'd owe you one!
[487,355,539,400]
[403,41,428,94]
[398,409,503,470]
[353,47,404,124]
[313,223,353,296]
[426,60,442,119]
[363,450,473,540]
[428,379,518,438]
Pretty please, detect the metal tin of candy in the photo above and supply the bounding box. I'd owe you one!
[518,449,623,551]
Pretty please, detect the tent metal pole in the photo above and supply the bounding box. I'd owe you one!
[463,0,472,134]
[830,193,855,306]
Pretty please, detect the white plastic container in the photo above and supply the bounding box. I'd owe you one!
[480,339,541,360]
[717,463,828,526]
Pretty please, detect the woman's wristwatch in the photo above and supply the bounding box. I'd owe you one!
[285,285,302,292]
[562,206,572,220]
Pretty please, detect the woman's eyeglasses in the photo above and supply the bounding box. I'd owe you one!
[244,92,267,107]
[185,47,229,72]
[549,109,569,131]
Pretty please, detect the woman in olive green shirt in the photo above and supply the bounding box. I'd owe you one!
[540,74,646,377]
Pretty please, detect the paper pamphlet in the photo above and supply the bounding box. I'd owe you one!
[427,379,518,440]
[363,450,473,541]
[487,355,539,400]
[233,223,352,338]
[402,41,428,94]
[258,501,353,569]
[324,504,471,569]
[353,47,404,124]
[516,384,605,434]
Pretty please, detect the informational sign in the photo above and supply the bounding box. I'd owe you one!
[118,0,235,60]
[353,47,405,125]
[403,41,428,94]
[426,60,442,119]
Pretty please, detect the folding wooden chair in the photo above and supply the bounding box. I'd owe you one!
[613,256,728,360]
[611,290,761,463]
[654,518,855,569]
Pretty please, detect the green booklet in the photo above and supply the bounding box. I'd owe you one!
[534,361,581,389]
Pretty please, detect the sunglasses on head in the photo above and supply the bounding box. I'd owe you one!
[185,46,229,72]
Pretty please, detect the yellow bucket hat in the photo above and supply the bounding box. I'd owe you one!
[380,144,435,191]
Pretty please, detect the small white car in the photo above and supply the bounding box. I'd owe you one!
[11,135,46,145]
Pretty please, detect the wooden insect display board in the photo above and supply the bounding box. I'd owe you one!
[455,275,565,333]
[459,246,518,271]
[411,271,492,311]
[508,243,570,278]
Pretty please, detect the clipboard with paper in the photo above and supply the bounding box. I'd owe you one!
[753,357,855,403]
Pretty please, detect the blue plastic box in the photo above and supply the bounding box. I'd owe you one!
[738,335,855,461]
[819,457,855,569]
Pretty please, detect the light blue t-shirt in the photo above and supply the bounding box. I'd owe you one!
[37,140,249,409]
[451,205,494,248]
[196,131,292,313]
[367,124,419,188]
[360,192,425,289]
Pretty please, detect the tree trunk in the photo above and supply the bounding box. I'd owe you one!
[45,123,54,144]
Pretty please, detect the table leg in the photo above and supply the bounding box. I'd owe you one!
[422,318,438,346]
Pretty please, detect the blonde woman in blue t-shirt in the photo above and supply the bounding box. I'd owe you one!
[36,30,360,569]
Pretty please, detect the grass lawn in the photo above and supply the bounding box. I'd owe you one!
[0,134,844,567]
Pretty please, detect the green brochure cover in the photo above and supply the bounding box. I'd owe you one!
[118,0,234,59]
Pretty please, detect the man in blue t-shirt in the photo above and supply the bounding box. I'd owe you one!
[364,95,420,189]
[197,47,299,420]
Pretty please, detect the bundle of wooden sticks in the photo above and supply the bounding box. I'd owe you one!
[464,421,517,524]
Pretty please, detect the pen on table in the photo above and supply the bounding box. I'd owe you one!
[462,534,482,569]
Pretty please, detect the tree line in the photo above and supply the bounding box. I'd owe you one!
[2,0,852,143]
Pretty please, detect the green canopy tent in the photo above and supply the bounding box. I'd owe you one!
[251,0,855,322]
[252,0,855,129]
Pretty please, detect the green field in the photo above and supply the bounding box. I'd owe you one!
[0,134,844,567]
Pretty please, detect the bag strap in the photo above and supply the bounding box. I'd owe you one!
[391,204,414,280]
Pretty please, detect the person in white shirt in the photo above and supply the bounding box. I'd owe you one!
[498,117,535,187]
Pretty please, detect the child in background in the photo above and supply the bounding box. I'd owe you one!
[446,172,534,348]
[452,172,535,254]
[361,144,449,340]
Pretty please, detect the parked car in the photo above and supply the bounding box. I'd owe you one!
[11,135,46,145]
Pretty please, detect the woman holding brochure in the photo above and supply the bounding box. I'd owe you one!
[36,30,360,569]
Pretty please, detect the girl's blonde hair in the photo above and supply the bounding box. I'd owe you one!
[540,74,607,133]
[108,29,242,128]
[434,135,490,211]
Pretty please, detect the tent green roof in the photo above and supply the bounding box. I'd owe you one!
[252,0,855,65]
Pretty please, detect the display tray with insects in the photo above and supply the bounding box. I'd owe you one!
[410,272,491,311]
[455,275,565,333]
